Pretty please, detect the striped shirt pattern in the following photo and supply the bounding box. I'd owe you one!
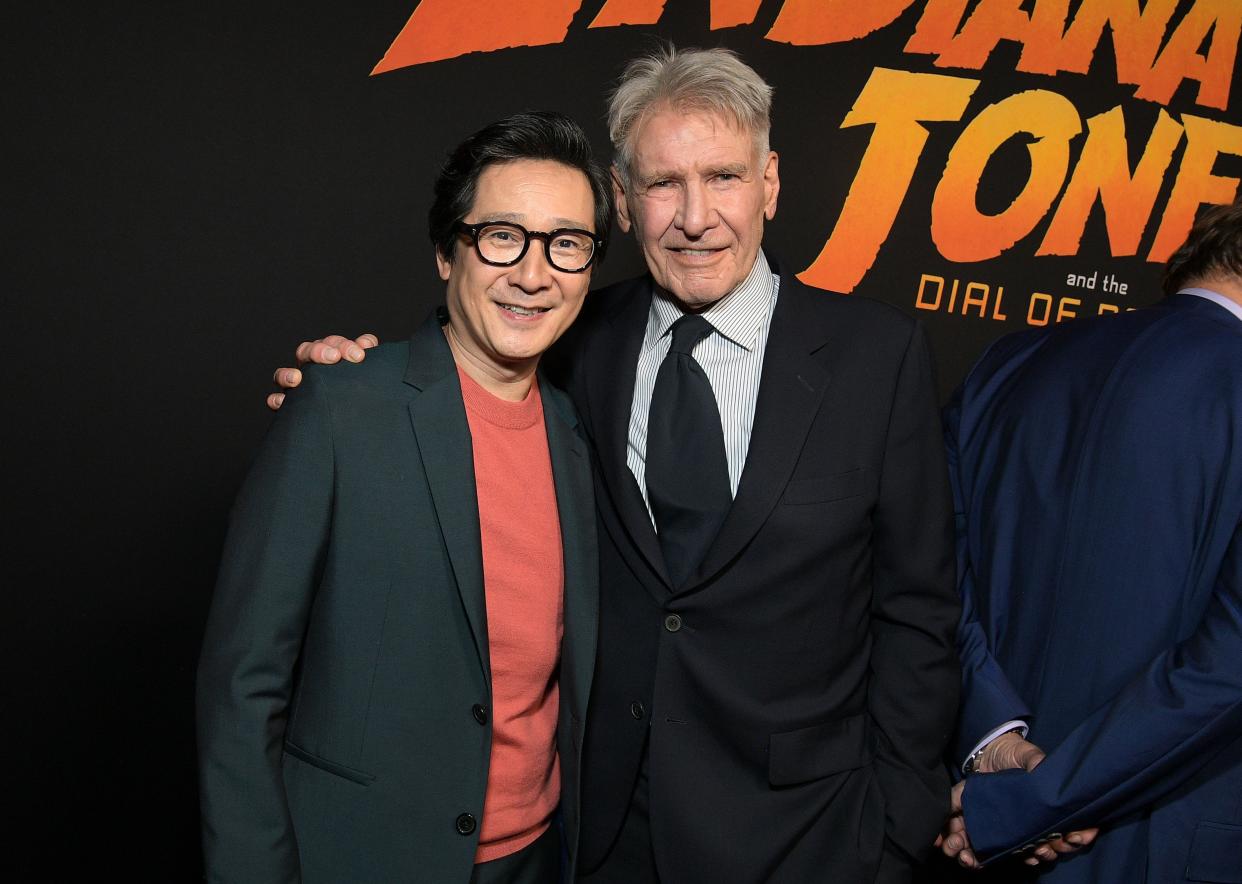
[626,252,781,521]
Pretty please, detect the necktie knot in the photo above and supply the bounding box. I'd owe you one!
[668,314,714,356]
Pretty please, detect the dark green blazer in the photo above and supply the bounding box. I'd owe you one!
[197,310,598,883]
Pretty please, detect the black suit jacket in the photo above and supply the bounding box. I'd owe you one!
[197,311,598,883]
[558,257,959,882]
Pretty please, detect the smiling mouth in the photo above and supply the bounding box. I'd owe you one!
[498,303,550,316]
[670,247,722,257]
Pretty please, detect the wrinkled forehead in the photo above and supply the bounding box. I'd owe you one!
[628,106,762,171]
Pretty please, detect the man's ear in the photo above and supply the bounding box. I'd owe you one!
[611,164,632,234]
[435,247,452,281]
[762,151,780,221]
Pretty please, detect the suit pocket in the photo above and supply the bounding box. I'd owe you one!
[781,469,868,505]
[768,713,873,786]
[1187,821,1242,882]
[283,739,375,786]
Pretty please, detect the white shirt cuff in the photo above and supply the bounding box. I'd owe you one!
[961,720,1029,774]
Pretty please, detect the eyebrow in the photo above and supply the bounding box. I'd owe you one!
[639,162,750,185]
[474,211,593,230]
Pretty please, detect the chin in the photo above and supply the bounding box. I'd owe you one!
[674,282,732,309]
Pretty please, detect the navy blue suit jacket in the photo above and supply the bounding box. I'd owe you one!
[944,294,1242,883]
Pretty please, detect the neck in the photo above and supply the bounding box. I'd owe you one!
[443,324,535,402]
[1186,275,1242,309]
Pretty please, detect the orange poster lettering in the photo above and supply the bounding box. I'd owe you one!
[905,0,1236,113]
[372,0,581,74]
[589,0,666,28]
[1136,0,1241,111]
[710,0,763,30]
[927,0,1035,70]
[905,0,971,56]
[1019,0,1176,85]
[1149,114,1242,261]
[766,0,915,45]
[1038,108,1183,257]
[797,68,978,294]
[931,89,1082,262]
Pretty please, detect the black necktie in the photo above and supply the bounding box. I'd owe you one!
[646,314,732,588]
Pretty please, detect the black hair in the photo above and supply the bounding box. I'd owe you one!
[1164,199,1242,295]
[429,111,612,265]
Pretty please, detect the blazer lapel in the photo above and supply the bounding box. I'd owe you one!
[688,270,832,590]
[584,279,672,589]
[404,312,490,688]
[541,382,598,721]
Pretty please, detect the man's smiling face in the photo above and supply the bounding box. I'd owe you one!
[438,158,595,381]
[615,106,779,311]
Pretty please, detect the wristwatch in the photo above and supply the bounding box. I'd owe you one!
[964,726,1025,776]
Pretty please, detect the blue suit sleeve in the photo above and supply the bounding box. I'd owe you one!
[963,521,1242,860]
[943,387,1032,767]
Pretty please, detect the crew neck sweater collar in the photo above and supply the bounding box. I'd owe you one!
[456,365,543,430]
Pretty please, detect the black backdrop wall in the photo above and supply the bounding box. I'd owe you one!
[9,1,1240,879]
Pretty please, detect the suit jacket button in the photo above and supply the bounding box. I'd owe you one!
[664,614,682,632]
[472,704,488,725]
[630,701,645,720]
[456,813,477,835]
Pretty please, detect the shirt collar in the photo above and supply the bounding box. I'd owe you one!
[643,252,777,353]
[1180,287,1242,323]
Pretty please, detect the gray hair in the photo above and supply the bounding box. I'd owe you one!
[607,45,774,186]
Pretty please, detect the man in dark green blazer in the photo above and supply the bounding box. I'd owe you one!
[197,112,610,883]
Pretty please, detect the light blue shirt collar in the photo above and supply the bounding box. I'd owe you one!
[1180,287,1242,323]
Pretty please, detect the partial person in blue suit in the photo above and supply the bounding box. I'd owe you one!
[938,200,1242,883]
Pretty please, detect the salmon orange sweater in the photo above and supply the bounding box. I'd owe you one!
[458,367,564,863]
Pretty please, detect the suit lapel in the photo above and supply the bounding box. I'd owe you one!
[404,312,490,687]
[688,271,832,590]
[541,382,598,720]
[585,278,672,588]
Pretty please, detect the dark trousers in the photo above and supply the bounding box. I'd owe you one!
[470,823,561,884]
[577,745,661,883]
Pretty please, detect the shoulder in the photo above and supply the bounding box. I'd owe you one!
[789,278,916,335]
[588,273,648,306]
[300,341,411,391]
[546,272,649,378]
[294,341,420,421]
[783,279,925,368]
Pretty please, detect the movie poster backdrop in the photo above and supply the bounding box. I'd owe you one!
[6,1,1238,878]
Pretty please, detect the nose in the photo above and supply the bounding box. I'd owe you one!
[508,238,554,292]
[676,180,715,238]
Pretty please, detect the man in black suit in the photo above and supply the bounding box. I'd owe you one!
[198,112,608,883]
[275,47,959,883]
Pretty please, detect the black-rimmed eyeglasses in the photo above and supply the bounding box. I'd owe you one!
[456,221,603,273]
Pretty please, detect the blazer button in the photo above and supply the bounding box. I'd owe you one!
[664,614,682,632]
[456,813,477,835]
[472,704,488,725]
[630,701,645,720]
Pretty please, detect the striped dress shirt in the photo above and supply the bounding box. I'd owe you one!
[626,252,780,521]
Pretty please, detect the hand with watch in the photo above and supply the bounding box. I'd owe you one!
[939,730,1099,869]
